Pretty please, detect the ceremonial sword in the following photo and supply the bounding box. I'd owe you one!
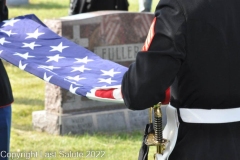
[145,102,168,160]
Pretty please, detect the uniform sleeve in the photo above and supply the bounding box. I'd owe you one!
[121,0,186,110]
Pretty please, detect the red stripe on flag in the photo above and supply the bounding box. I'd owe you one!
[95,89,115,99]
[162,87,170,104]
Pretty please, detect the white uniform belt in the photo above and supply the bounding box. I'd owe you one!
[179,107,240,123]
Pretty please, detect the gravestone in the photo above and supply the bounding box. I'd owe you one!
[6,0,29,5]
[32,11,166,135]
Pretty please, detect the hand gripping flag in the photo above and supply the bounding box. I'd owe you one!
[0,14,128,103]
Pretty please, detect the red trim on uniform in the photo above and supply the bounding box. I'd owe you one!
[0,102,13,108]
[95,89,114,99]
[142,17,156,51]
[141,17,171,104]
[162,88,170,104]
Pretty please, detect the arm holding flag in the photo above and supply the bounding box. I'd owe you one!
[121,0,186,110]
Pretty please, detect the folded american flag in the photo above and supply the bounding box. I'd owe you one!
[0,14,128,103]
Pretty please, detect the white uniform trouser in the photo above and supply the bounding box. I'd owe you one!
[155,105,179,160]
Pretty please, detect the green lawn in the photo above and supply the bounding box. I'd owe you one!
[5,0,160,159]
[8,0,159,20]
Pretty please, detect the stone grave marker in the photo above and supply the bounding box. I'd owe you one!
[32,11,166,135]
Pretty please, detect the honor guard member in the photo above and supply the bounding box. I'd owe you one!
[0,1,13,160]
[69,0,129,15]
[122,0,240,159]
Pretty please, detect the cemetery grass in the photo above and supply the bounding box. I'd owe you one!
[6,0,159,159]
[8,0,159,19]
[7,63,158,160]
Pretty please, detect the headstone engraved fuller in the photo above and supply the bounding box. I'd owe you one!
[32,11,166,135]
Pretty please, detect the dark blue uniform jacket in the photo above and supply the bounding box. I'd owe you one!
[122,0,240,159]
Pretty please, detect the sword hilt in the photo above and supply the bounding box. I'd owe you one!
[153,103,163,143]
[145,102,168,158]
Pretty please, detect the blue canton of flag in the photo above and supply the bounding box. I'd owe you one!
[0,14,128,103]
